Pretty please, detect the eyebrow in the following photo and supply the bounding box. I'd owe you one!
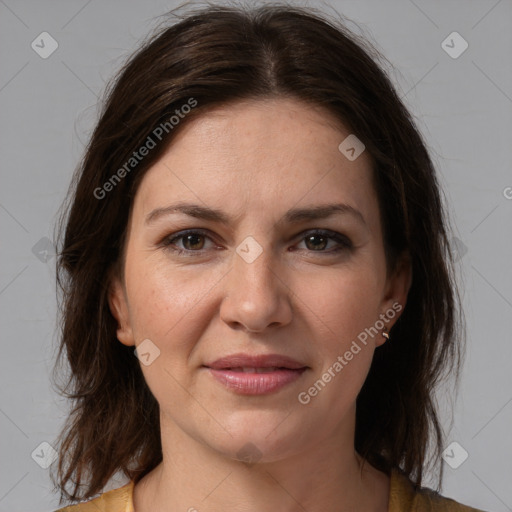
[145,202,366,227]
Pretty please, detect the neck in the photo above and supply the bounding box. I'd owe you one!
[133,409,389,512]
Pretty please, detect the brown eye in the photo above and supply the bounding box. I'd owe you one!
[297,230,353,253]
[304,234,329,251]
[181,233,205,250]
[161,229,215,255]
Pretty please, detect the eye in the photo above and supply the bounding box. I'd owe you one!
[160,228,353,257]
[295,229,353,253]
[161,229,216,255]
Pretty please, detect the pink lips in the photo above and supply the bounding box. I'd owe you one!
[204,353,308,395]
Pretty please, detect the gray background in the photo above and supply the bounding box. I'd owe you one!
[0,1,511,511]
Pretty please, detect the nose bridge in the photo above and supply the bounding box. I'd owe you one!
[232,236,278,297]
[220,236,292,331]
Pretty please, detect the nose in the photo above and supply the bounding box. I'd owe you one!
[219,244,293,333]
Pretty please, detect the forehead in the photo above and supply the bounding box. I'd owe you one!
[163,97,354,167]
[135,98,377,227]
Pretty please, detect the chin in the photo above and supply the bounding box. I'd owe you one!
[203,419,309,465]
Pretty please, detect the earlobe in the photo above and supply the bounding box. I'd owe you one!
[108,277,135,347]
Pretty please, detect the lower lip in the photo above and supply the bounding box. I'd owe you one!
[206,367,307,395]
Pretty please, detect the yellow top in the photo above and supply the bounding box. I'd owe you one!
[54,468,486,511]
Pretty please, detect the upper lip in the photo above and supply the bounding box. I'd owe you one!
[205,353,307,370]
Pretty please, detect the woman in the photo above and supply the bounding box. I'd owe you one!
[50,3,486,511]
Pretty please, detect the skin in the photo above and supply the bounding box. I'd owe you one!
[109,98,411,512]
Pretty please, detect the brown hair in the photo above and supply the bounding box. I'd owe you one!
[50,2,464,504]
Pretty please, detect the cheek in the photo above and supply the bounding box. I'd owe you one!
[123,255,217,409]
[294,265,383,340]
[295,272,381,416]
[293,266,383,393]
[124,252,222,350]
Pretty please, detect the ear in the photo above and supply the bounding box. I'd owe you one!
[379,251,412,332]
[108,275,135,347]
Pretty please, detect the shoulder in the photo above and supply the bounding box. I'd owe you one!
[53,480,134,512]
[390,468,488,512]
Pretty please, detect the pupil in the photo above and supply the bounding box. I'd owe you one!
[185,234,203,250]
[306,235,326,250]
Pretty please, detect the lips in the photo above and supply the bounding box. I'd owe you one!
[226,367,281,373]
[205,353,307,371]
[204,353,308,395]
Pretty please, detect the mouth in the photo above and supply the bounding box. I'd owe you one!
[203,353,309,395]
[216,366,300,373]
[205,353,307,371]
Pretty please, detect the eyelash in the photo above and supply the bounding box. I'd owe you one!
[160,229,353,257]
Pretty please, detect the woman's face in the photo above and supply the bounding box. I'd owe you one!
[109,98,410,463]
